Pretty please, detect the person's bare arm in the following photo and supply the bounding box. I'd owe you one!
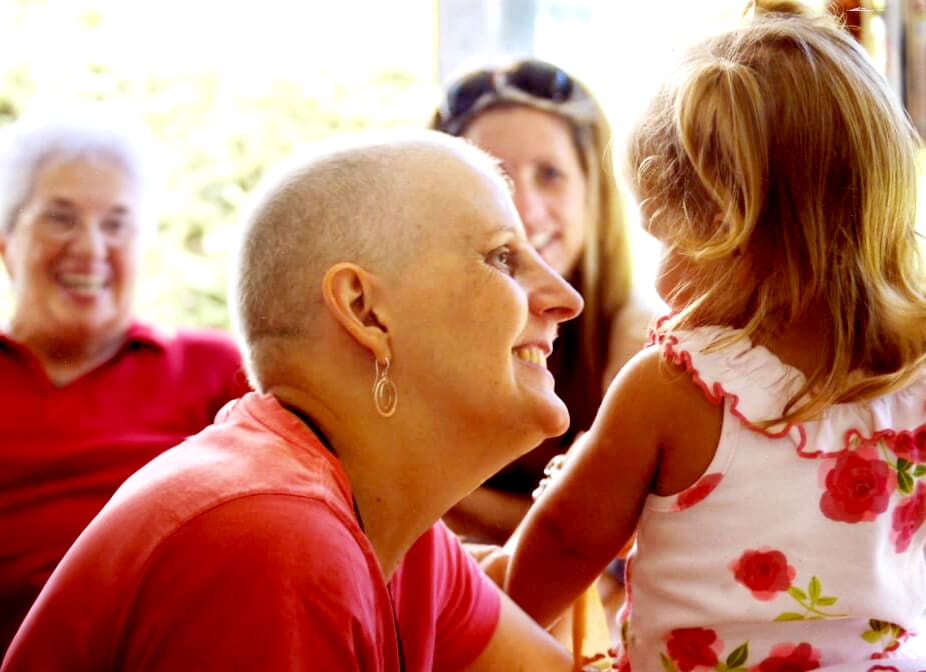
[505,348,668,627]
[462,592,573,672]
[506,346,722,627]
[443,487,532,545]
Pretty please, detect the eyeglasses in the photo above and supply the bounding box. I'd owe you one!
[439,60,588,134]
[29,207,138,246]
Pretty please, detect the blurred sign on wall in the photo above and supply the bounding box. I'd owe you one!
[435,0,541,82]
[905,0,926,136]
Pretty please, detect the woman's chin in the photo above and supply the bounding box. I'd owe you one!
[530,396,571,441]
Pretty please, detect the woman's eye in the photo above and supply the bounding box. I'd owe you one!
[45,211,76,227]
[488,246,516,275]
[538,164,563,184]
[102,218,128,237]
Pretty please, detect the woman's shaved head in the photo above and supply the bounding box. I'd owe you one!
[231,130,510,387]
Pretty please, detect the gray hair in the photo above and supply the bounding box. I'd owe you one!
[0,103,162,235]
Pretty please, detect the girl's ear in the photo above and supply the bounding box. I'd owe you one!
[321,262,391,362]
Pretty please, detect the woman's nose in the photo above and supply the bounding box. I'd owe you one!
[512,181,547,230]
[69,220,107,257]
[527,255,583,324]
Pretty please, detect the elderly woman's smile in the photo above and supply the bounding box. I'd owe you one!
[3,154,140,351]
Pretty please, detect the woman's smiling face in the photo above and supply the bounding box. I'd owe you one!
[0,153,142,350]
[463,105,588,279]
[384,150,584,446]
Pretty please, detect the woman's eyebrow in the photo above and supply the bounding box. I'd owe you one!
[45,197,77,208]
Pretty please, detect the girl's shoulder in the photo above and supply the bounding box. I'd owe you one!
[659,326,814,443]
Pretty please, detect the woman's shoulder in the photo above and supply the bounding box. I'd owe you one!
[171,326,241,356]
[129,321,241,357]
[127,322,246,391]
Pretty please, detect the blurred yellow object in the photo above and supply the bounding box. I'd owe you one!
[570,580,614,671]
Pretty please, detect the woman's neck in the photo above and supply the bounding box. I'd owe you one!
[10,324,126,386]
[272,383,460,580]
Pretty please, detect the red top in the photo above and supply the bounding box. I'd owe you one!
[0,322,249,654]
[2,392,501,671]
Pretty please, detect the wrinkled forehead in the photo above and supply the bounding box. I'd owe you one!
[415,149,523,242]
[29,152,143,207]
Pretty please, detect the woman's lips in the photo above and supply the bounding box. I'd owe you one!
[528,230,555,250]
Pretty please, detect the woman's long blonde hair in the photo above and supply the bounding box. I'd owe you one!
[630,0,926,425]
[432,63,634,381]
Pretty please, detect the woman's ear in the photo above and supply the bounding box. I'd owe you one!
[321,262,391,361]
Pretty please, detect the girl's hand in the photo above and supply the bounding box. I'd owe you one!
[464,542,510,588]
[532,432,585,501]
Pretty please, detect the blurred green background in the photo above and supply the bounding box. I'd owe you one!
[0,0,923,331]
[0,0,437,329]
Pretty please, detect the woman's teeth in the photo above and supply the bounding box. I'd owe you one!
[58,273,106,293]
[529,230,554,249]
[514,345,546,366]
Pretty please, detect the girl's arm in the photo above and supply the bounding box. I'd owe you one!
[505,346,721,627]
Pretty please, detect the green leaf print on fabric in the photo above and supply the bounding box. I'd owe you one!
[897,459,915,495]
[861,619,908,656]
[774,576,847,621]
[871,432,926,496]
[661,652,678,672]
[724,643,749,670]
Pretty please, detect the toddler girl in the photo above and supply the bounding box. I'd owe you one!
[506,2,926,670]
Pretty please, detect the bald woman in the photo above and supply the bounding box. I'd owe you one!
[4,132,584,671]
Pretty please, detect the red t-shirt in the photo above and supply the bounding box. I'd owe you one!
[0,322,250,654]
[3,392,500,671]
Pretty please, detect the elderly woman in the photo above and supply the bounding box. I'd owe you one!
[432,60,662,544]
[0,106,249,653]
[3,131,583,670]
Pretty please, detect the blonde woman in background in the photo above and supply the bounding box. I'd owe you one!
[433,59,661,546]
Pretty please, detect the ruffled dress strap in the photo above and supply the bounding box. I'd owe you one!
[657,326,809,450]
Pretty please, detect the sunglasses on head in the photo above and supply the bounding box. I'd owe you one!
[440,61,583,133]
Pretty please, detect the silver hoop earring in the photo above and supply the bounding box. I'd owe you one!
[373,357,398,418]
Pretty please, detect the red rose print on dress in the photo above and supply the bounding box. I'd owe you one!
[614,652,631,672]
[675,473,723,511]
[819,450,895,523]
[889,427,926,463]
[752,642,820,672]
[730,548,796,601]
[664,627,720,671]
[890,482,926,553]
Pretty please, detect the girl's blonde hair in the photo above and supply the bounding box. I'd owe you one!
[432,62,634,380]
[630,0,926,425]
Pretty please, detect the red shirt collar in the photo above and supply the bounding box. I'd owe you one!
[0,320,170,356]
[123,321,171,352]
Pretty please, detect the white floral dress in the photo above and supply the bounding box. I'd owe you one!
[615,327,926,672]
